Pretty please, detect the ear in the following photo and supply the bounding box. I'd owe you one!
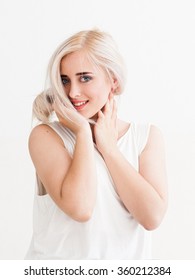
[111,77,119,94]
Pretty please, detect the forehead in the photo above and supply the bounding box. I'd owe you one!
[60,50,106,77]
[60,50,96,72]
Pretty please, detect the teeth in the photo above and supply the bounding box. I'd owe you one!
[73,101,87,107]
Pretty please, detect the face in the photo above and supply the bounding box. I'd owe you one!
[60,50,115,120]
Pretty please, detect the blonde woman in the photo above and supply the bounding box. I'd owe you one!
[25,29,168,259]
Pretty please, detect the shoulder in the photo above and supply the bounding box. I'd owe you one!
[29,123,64,150]
[117,119,131,138]
[141,124,165,155]
[30,123,53,136]
[149,124,163,136]
[145,125,164,150]
[130,123,164,155]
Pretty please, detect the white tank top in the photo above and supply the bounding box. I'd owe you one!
[25,122,151,259]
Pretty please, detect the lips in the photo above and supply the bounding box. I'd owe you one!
[71,100,89,110]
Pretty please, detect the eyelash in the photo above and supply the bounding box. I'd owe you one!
[61,75,92,85]
[61,77,69,85]
[80,75,92,82]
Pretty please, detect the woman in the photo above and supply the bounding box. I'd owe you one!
[25,29,168,259]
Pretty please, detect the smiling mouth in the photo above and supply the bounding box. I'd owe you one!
[71,100,89,110]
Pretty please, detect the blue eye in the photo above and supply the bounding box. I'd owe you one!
[80,75,92,82]
[61,77,70,85]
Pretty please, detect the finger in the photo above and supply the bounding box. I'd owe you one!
[96,110,105,125]
[98,110,105,119]
[102,99,111,116]
[53,101,78,124]
[109,91,115,99]
[111,99,117,124]
[109,95,114,112]
[109,93,115,116]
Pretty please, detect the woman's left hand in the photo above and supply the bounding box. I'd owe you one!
[94,93,118,156]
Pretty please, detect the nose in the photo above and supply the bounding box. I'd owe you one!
[68,82,81,99]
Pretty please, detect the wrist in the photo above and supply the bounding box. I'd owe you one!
[76,124,92,139]
[100,145,119,159]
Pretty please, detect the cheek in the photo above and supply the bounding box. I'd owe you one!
[91,84,110,100]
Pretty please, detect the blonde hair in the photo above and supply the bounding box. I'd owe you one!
[33,29,126,123]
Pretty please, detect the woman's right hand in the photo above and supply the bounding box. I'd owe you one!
[53,101,90,135]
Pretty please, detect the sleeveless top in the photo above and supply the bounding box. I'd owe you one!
[25,122,152,260]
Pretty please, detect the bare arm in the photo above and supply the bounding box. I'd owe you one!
[94,95,168,230]
[29,122,97,222]
[101,125,168,230]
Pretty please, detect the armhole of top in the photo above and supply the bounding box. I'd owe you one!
[47,122,74,157]
[47,122,65,145]
[36,173,47,196]
[136,123,151,155]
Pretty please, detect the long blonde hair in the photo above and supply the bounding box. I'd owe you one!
[33,29,126,124]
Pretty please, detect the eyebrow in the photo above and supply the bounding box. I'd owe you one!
[61,72,93,77]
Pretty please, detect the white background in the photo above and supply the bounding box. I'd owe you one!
[0,0,194,259]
